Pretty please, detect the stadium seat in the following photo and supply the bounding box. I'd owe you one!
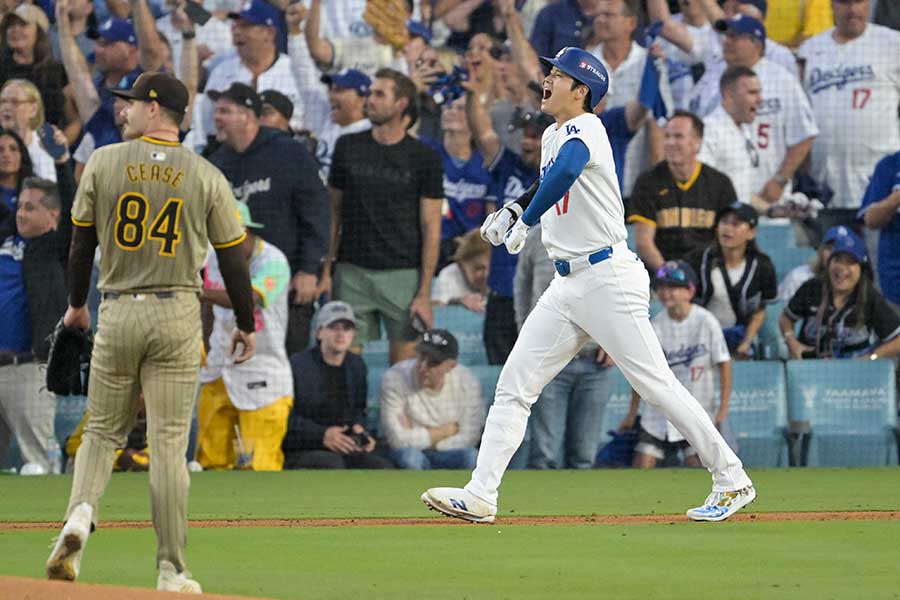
[728,361,789,467]
[755,221,796,254]
[756,300,787,360]
[366,367,387,433]
[786,360,898,466]
[361,339,390,369]
[769,246,816,281]
[433,305,485,336]
[625,224,637,253]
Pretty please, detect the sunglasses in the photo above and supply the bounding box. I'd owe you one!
[656,262,689,283]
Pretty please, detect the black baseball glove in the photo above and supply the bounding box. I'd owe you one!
[45,318,93,395]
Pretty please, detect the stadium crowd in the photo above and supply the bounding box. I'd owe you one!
[0,0,898,474]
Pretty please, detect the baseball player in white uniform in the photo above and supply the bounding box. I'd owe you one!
[798,6,900,210]
[422,47,755,524]
[197,202,293,471]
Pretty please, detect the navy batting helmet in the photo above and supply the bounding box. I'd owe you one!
[539,47,609,110]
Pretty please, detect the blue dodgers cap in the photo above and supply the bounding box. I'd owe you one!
[822,225,855,245]
[739,0,768,18]
[90,17,137,45]
[320,69,371,96]
[714,14,766,48]
[830,231,868,264]
[654,260,697,290]
[539,46,609,110]
[407,20,432,44]
[228,0,279,27]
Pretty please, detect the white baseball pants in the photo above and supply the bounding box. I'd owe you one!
[465,241,752,506]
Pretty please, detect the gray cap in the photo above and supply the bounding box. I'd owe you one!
[316,301,357,329]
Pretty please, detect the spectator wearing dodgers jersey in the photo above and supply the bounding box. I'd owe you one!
[195,0,302,152]
[798,0,900,217]
[691,15,818,207]
[859,151,900,312]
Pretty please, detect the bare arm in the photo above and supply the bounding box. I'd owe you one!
[173,3,198,130]
[498,0,542,85]
[417,198,442,298]
[463,79,501,165]
[619,389,641,431]
[646,0,698,55]
[862,191,900,230]
[646,119,664,165]
[869,335,900,360]
[130,0,165,72]
[633,221,665,273]
[738,308,767,354]
[623,99,649,132]
[697,0,725,24]
[433,0,464,18]
[442,0,483,32]
[316,187,342,297]
[202,288,263,308]
[760,137,815,203]
[55,0,100,123]
[305,0,334,69]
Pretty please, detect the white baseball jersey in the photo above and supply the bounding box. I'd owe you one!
[156,13,232,79]
[303,0,370,39]
[659,16,717,110]
[538,113,627,261]
[195,53,303,151]
[798,25,900,209]
[201,239,293,410]
[698,105,763,204]
[591,41,648,197]
[641,305,730,442]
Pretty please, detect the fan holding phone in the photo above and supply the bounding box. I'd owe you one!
[0,79,65,182]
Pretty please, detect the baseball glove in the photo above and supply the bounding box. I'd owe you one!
[45,317,93,395]
[364,0,410,50]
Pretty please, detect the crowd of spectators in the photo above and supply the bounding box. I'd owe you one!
[1,0,899,474]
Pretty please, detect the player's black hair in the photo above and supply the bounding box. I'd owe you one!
[670,109,704,139]
[719,65,758,95]
[375,68,419,129]
[569,79,592,112]
[22,176,61,211]
[0,128,34,194]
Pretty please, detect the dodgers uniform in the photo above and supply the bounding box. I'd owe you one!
[465,112,752,507]
[698,105,764,205]
[198,238,293,470]
[798,24,900,209]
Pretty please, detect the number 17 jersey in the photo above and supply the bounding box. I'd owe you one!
[71,136,246,293]
[538,113,627,262]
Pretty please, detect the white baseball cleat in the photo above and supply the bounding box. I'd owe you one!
[157,560,202,593]
[46,502,92,581]
[421,487,497,524]
[686,485,757,522]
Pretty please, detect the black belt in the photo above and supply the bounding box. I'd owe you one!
[102,291,176,300]
[0,352,34,367]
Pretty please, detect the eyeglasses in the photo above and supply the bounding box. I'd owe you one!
[656,261,688,282]
[0,98,35,106]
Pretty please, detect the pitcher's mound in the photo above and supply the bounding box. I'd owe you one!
[0,575,274,599]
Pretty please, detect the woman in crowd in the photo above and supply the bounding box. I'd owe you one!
[0,79,57,181]
[689,202,778,359]
[777,226,856,303]
[432,228,491,313]
[779,232,900,360]
[0,5,73,137]
[0,128,34,219]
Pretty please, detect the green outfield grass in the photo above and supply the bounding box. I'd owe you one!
[1,469,898,599]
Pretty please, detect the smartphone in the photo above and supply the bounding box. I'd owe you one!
[38,123,67,160]
[183,1,211,26]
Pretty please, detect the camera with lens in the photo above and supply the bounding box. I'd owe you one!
[507,105,554,133]
[344,425,372,448]
[428,65,468,106]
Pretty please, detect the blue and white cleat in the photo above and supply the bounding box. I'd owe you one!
[686,485,757,522]
[421,487,497,524]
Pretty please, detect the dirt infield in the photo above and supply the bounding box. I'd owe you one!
[3,511,899,530]
[0,576,275,599]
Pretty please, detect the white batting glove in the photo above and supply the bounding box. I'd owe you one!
[480,203,523,246]
[504,219,529,254]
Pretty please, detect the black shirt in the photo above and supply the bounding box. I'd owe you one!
[628,161,737,261]
[0,57,69,127]
[690,244,778,327]
[786,277,900,358]
[329,131,444,270]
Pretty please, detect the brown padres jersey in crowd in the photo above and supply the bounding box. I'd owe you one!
[71,136,246,293]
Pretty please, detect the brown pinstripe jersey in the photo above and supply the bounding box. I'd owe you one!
[71,136,246,293]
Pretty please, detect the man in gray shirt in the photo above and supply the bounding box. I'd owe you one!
[514,225,615,469]
[379,329,484,470]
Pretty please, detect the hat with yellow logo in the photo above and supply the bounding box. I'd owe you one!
[109,72,190,117]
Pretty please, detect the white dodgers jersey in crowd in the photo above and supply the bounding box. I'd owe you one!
[538,113,628,261]
[640,305,731,442]
[201,240,293,410]
[799,24,900,209]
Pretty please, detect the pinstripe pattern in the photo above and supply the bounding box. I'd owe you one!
[64,136,245,574]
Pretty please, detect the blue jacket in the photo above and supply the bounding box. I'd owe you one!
[209,127,330,275]
[282,346,368,453]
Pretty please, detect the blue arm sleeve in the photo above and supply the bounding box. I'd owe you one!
[520,138,590,226]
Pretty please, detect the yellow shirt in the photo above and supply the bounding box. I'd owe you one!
[765,0,833,47]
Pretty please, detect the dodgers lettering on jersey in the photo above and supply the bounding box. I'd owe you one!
[422,138,495,240]
[799,24,900,209]
[538,113,627,261]
[488,147,538,296]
